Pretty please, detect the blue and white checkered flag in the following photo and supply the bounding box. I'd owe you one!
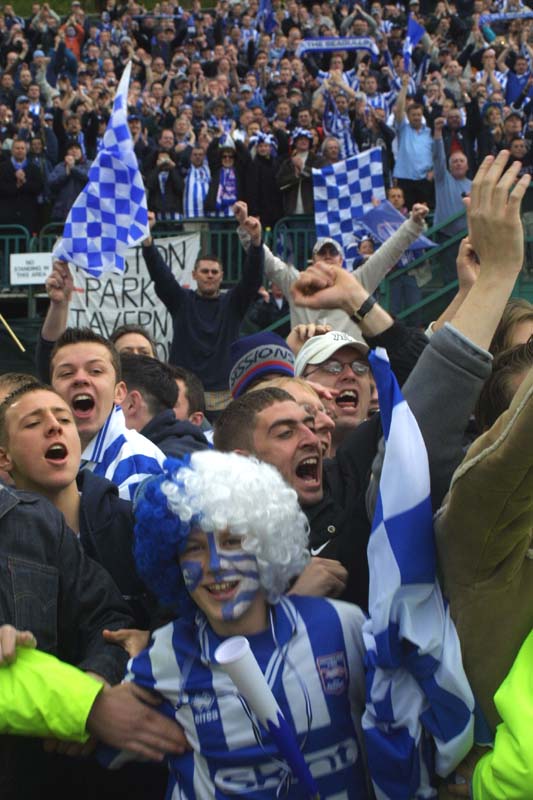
[53,61,149,277]
[362,349,474,799]
[312,148,385,258]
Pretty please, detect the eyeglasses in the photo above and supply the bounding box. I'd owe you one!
[305,359,370,377]
[221,153,235,159]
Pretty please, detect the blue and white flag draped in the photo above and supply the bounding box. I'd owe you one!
[362,349,474,800]
[403,15,426,72]
[312,148,385,257]
[53,61,149,277]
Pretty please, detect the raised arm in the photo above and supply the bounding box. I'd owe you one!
[431,116,448,182]
[450,152,529,350]
[290,262,397,341]
[431,237,479,334]
[354,203,429,292]
[394,72,410,125]
[36,259,74,380]
[235,200,298,299]
[141,212,185,315]
[231,214,264,313]
[41,260,73,343]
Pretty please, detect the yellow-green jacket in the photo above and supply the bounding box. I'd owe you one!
[0,648,101,741]
[473,628,533,799]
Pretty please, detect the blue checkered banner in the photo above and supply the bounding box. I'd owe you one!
[312,148,386,256]
[53,61,149,277]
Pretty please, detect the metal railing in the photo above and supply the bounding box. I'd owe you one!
[0,225,33,289]
[271,216,316,269]
[4,202,533,329]
[35,222,64,255]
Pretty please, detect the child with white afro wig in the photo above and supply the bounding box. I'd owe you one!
[134,450,310,612]
[127,451,370,800]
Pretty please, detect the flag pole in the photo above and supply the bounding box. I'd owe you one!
[0,313,25,352]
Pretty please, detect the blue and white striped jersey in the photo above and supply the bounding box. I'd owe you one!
[124,595,371,799]
[183,163,211,218]
[366,90,396,114]
[317,68,360,91]
[378,19,393,36]
[80,405,165,500]
[323,93,358,160]
[241,27,259,47]
[208,115,234,135]
[476,68,508,94]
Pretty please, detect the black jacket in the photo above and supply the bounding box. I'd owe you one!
[246,153,284,229]
[204,137,250,214]
[0,158,43,234]
[276,151,326,215]
[141,409,209,460]
[145,163,184,216]
[77,469,157,628]
[306,414,382,613]
[245,291,291,338]
[305,321,429,612]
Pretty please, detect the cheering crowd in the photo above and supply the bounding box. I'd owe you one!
[1,0,533,239]
[2,1,533,800]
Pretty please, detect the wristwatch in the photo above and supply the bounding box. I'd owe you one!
[350,294,377,323]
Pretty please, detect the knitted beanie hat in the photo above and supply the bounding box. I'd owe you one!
[228,332,295,398]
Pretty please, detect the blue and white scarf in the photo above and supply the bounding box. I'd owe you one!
[297,36,380,60]
[80,405,165,501]
[215,166,237,213]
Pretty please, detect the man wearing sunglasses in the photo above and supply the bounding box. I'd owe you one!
[294,331,371,455]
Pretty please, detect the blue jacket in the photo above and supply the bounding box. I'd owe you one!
[141,409,209,460]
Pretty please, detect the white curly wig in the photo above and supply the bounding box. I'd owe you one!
[159,450,310,603]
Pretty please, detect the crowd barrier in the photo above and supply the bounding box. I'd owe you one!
[3,203,533,332]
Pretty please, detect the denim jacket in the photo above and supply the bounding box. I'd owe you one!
[0,483,133,682]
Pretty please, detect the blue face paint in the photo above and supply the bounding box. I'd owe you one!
[181,559,204,592]
[207,531,222,572]
[180,529,261,624]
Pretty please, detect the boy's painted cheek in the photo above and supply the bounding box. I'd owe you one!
[181,560,204,592]
[220,568,261,622]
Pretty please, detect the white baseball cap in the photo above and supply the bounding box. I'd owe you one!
[312,237,343,257]
[294,331,369,376]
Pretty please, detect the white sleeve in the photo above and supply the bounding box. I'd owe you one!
[354,215,425,292]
